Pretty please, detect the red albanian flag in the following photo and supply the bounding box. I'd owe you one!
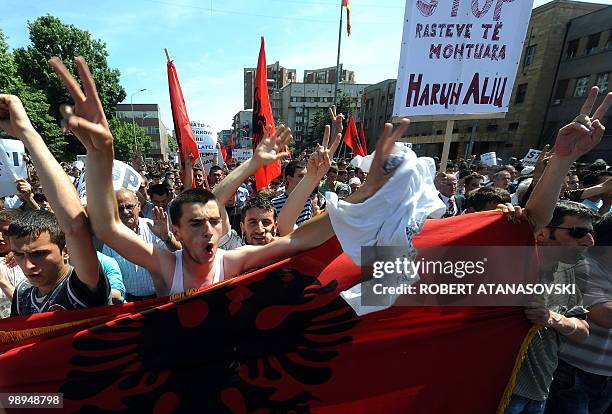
[358,120,368,155]
[252,37,281,190]
[344,115,367,157]
[0,212,536,413]
[166,49,198,186]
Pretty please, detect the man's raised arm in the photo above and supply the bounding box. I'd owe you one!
[525,87,612,230]
[224,120,411,276]
[48,57,171,282]
[0,94,100,289]
[212,125,291,234]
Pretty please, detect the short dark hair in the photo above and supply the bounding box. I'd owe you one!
[284,160,306,178]
[241,196,277,223]
[582,171,611,187]
[7,210,65,250]
[0,209,22,225]
[594,212,612,246]
[465,187,511,212]
[548,200,599,227]
[327,166,338,175]
[169,188,217,225]
[209,165,223,175]
[148,183,171,198]
[464,173,484,188]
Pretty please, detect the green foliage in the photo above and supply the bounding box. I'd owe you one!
[108,117,151,161]
[12,15,126,158]
[167,133,177,153]
[0,30,66,158]
[302,94,353,151]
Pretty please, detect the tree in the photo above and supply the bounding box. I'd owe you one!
[13,15,126,158]
[0,30,66,158]
[303,94,353,151]
[108,118,151,161]
[167,133,178,153]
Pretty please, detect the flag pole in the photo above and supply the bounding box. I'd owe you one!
[333,0,343,106]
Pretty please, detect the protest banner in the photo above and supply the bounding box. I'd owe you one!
[0,139,28,197]
[521,148,541,166]
[76,160,142,201]
[233,148,253,163]
[480,151,498,167]
[392,0,533,171]
[190,121,223,173]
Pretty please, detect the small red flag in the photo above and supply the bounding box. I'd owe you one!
[358,120,368,155]
[220,142,228,163]
[344,116,366,157]
[252,37,281,190]
[344,0,351,36]
[166,52,198,186]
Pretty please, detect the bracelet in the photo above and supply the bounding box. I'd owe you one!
[561,319,578,336]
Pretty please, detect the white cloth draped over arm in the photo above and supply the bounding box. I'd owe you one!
[326,145,446,315]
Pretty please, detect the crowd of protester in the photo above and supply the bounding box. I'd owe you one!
[0,55,610,414]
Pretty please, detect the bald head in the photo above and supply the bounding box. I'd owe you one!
[116,189,140,231]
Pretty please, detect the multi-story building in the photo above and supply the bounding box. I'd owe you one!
[303,65,355,84]
[218,129,232,146]
[114,103,170,160]
[232,110,253,149]
[244,62,297,120]
[361,0,607,161]
[542,6,612,162]
[280,82,368,146]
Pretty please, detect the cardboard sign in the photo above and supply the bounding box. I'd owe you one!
[0,139,28,197]
[521,149,541,166]
[232,149,253,163]
[393,0,533,116]
[76,160,142,202]
[480,151,497,167]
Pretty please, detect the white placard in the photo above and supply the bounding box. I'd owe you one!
[76,160,142,202]
[190,121,217,153]
[0,139,28,197]
[393,0,533,117]
[232,149,253,163]
[480,151,497,166]
[521,149,541,166]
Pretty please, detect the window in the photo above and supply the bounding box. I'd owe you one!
[487,124,498,132]
[585,33,600,55]
[508,122,519,131]
[566,39,579,59]
[523,45,536,67]
[574,76,590,97]
[554,79,570,99]
[515,83,528,104]
[466,126,473,133]
[596,73,609,94]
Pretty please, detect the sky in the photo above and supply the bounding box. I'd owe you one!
[2,0,610,133]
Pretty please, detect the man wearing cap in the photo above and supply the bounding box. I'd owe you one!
[349,177,361,193]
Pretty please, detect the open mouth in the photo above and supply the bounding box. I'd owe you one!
[205,242,214,253]
[251,235,265,243]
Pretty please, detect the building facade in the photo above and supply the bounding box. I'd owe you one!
[303,65,355,84]
[232,110,253,149]
[280,82,368,146]
[542,6,612,162]
[244,62,297,120]
[114,103,170,160]
[218,129,232,146]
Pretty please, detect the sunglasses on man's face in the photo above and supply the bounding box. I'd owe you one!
[546,226,595,239]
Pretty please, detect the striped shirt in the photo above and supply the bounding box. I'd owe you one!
[512,263,587,401]
[102,218,167,297]
[271,194,313,226]
[559,256,612,376]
